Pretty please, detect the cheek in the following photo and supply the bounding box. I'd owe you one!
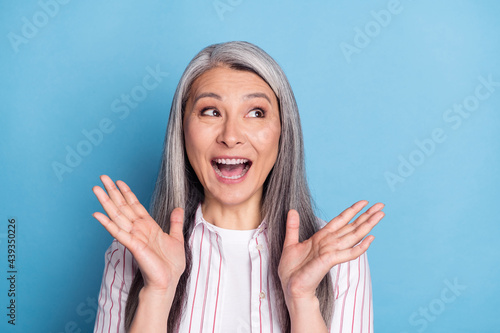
[183,124,194,156]
[183,121,204,167]
[253,123,281,160]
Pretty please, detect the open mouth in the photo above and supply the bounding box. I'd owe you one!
[211,158,251,180]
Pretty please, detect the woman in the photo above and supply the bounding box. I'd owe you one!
[92,41,384,333]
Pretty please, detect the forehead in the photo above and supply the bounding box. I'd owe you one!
[187,66,277,102]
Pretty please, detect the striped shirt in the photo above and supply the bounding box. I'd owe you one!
[94,205,373,332]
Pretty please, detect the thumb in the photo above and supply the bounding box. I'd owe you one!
[169,207,185,243]
[283,209,300,248]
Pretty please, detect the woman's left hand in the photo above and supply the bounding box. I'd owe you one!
[278,200,384,303]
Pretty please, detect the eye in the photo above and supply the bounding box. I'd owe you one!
[201,108,221,117]
[247,109,265,118]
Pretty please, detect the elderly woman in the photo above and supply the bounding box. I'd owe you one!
[92,41,384,333]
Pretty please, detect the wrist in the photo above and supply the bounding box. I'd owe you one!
[129,286,175,332]
[139,286,176,305]
[286,296,327,333]
[285,294,320,315]
[281,279,318,310]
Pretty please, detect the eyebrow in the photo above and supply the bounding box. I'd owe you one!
[243,92,272,104]
[192,92,272,105]
[192,92,222,104]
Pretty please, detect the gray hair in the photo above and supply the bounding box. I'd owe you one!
[125,41,334,332]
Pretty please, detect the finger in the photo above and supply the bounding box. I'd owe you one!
[337,211,384,249]
[329,235,375,265]
[169,207,185,243]
[115,179,151,219]
[100,175,138,222]
[92,185,133,232]
[325,200,369,232]
[283,209,300,248]
[336,202,385,238]
[92,211,133,246]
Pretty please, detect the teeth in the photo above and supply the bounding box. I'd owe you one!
[213,163,250,180]
[213,158,249,165]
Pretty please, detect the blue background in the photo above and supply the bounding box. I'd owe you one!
[1,0,499,332]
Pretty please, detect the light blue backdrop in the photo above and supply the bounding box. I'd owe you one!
[1,0,499,332]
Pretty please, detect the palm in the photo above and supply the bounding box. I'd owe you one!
[92,175,185,291]
[278,201,384,300]
[279,232,337,298]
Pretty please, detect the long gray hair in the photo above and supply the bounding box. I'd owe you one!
[125,41,334,332]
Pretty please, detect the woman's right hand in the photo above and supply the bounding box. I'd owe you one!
[92,175,186,295]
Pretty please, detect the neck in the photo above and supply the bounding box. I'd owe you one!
[201,194,262,230]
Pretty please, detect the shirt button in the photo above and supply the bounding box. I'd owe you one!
[256,244,263,251]
[259,291,266,299]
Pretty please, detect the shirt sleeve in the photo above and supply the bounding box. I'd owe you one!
[94,239,137,333]
[329,252,373,333]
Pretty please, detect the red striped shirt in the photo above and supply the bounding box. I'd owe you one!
[94,205,373,332]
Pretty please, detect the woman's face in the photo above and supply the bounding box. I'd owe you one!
[183,66,281,208]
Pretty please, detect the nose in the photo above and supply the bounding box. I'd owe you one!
[217,115,245,148]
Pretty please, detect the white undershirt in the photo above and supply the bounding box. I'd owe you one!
[209,223,256,332]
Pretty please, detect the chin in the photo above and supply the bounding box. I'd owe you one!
[207,187,260,207]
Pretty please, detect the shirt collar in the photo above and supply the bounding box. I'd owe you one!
[193,203,268,237]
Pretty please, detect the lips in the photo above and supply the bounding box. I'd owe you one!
[211,158,251,180]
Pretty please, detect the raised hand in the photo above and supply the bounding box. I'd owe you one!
[278,200,384,302]
[92,175,185,294]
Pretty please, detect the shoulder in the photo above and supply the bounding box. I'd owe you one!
[102,239,138,284]
[314,217,372,290]
[95,240,136,333]
[315,216,328,229]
